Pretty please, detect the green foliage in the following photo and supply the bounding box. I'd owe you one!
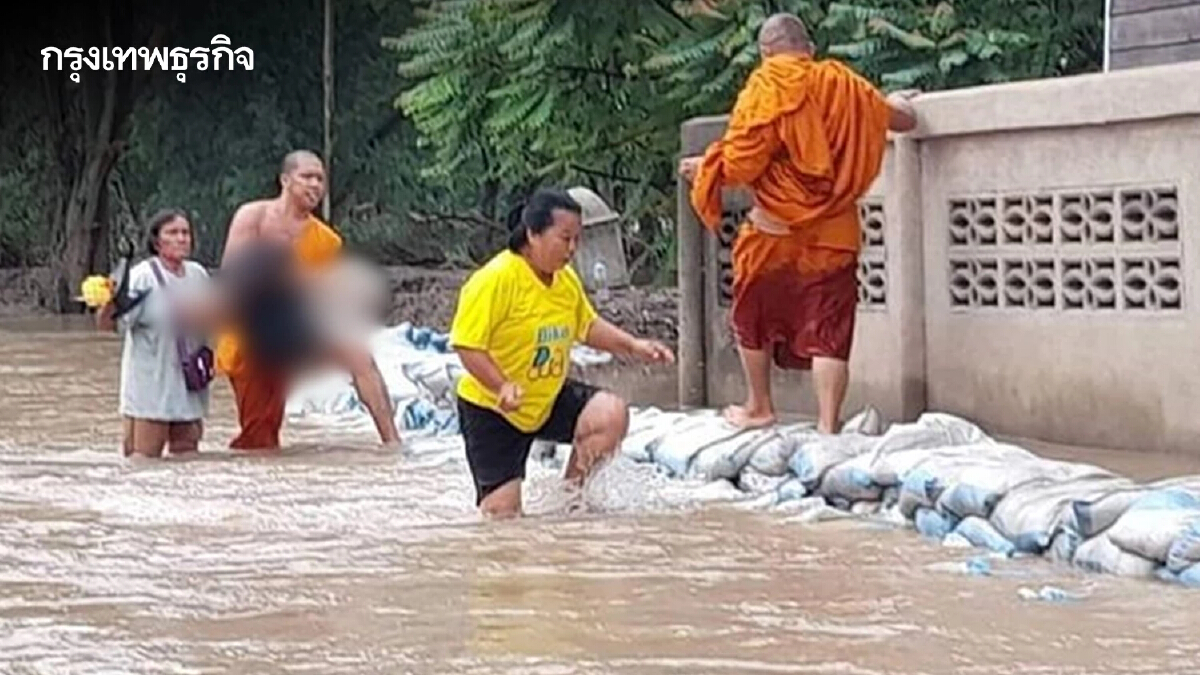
[823,1,1103,91]
[386,0,696,272]
[0,54,50,267]
[823,2,1027,90]
[639,0,827,113]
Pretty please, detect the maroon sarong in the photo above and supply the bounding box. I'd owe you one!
[729,244,858,370]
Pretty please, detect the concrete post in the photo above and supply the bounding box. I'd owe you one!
[678,116,736,408]
[676,150,707,408]
[889,136,928,420]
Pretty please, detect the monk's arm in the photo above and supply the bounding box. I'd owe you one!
[886,91,918,132]
[712,125,778,186]
[219,203,260,268]
[687,124,778,229]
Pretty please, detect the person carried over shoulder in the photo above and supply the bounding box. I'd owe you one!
[450,188,674,519]
[212,150,400,452]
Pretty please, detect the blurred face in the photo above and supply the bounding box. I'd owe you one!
[155,216,192,262]
[527,209,581,275]
[281,157,326,213]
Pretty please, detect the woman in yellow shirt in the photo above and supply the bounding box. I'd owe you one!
[450,189,674,518]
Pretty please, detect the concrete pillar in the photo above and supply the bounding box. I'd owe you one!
[889,136,928,420]
[677,120,720,408]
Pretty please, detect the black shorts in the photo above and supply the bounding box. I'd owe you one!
[457,379,600,505]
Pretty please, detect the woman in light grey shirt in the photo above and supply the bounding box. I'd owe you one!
[98,209,212,458]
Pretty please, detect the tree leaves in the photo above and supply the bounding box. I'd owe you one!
[826,0,1080,92]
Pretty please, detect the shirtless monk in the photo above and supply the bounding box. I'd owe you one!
[214,150,401,450]
[679,13,918,434]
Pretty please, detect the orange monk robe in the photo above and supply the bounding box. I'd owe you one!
[215,216,343,450]
[689,54,891,368]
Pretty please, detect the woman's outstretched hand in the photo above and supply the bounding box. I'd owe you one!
[629,338,675,364]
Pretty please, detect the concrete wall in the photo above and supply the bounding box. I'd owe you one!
[678,60,1200,454]
[1111,0,1200,70]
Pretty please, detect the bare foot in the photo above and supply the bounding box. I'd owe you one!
[722,404,777,429]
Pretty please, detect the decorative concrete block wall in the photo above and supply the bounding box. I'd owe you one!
[678,60,1200,454]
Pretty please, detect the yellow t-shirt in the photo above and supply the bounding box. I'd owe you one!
[450,249,599,433]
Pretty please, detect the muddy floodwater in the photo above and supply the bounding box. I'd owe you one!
[3,317,1200,674]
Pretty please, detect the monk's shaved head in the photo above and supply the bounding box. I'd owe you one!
[281,149,323,176]
[758,13,812,56]
[278,149,326,212]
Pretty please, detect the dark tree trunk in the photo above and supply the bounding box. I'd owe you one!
[45,0,160,312]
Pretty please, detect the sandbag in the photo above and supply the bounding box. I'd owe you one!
[690,479,747,503]
[898,468,937,519]
[1072,534,1159,578]
[953,516,1016,557]
[867,414,990,462]
[789,433,878,489]
[402,359,459,405]
[911,412,992,443]
[653,417,744,477]
[1166,519,1200,573]
[736,467,789,496]
[775,477,808,503]
[1066,475,1200,539]
[1047,530,1080,564]
[688,428,777,482]
[866,445,1015,490]
[891,445,1040,518]
[748,424,811,476]
[852,501,882,516]
[863,448,939,488]
[880,486,900,508]
[942,532,973,549]
[619,410,692,463]
[841,406,883,435]
[1105,488,1200,562]
[827,496,854,511]
[817,461,883,503]
[914,507,958,540]
[990,475,1132,553]
[401,398,458,434]
[851,413,995,487]
[1174,563,1200,588]
[805,443,910,504]
[936,456,1105,520]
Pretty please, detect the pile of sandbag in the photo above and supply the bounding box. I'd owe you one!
[616,405,1200,589]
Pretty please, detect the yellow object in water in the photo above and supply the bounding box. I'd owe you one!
[79,275,113,308]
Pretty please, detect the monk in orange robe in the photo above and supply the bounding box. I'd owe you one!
[214,150,401,451]
[680,13,917,434]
